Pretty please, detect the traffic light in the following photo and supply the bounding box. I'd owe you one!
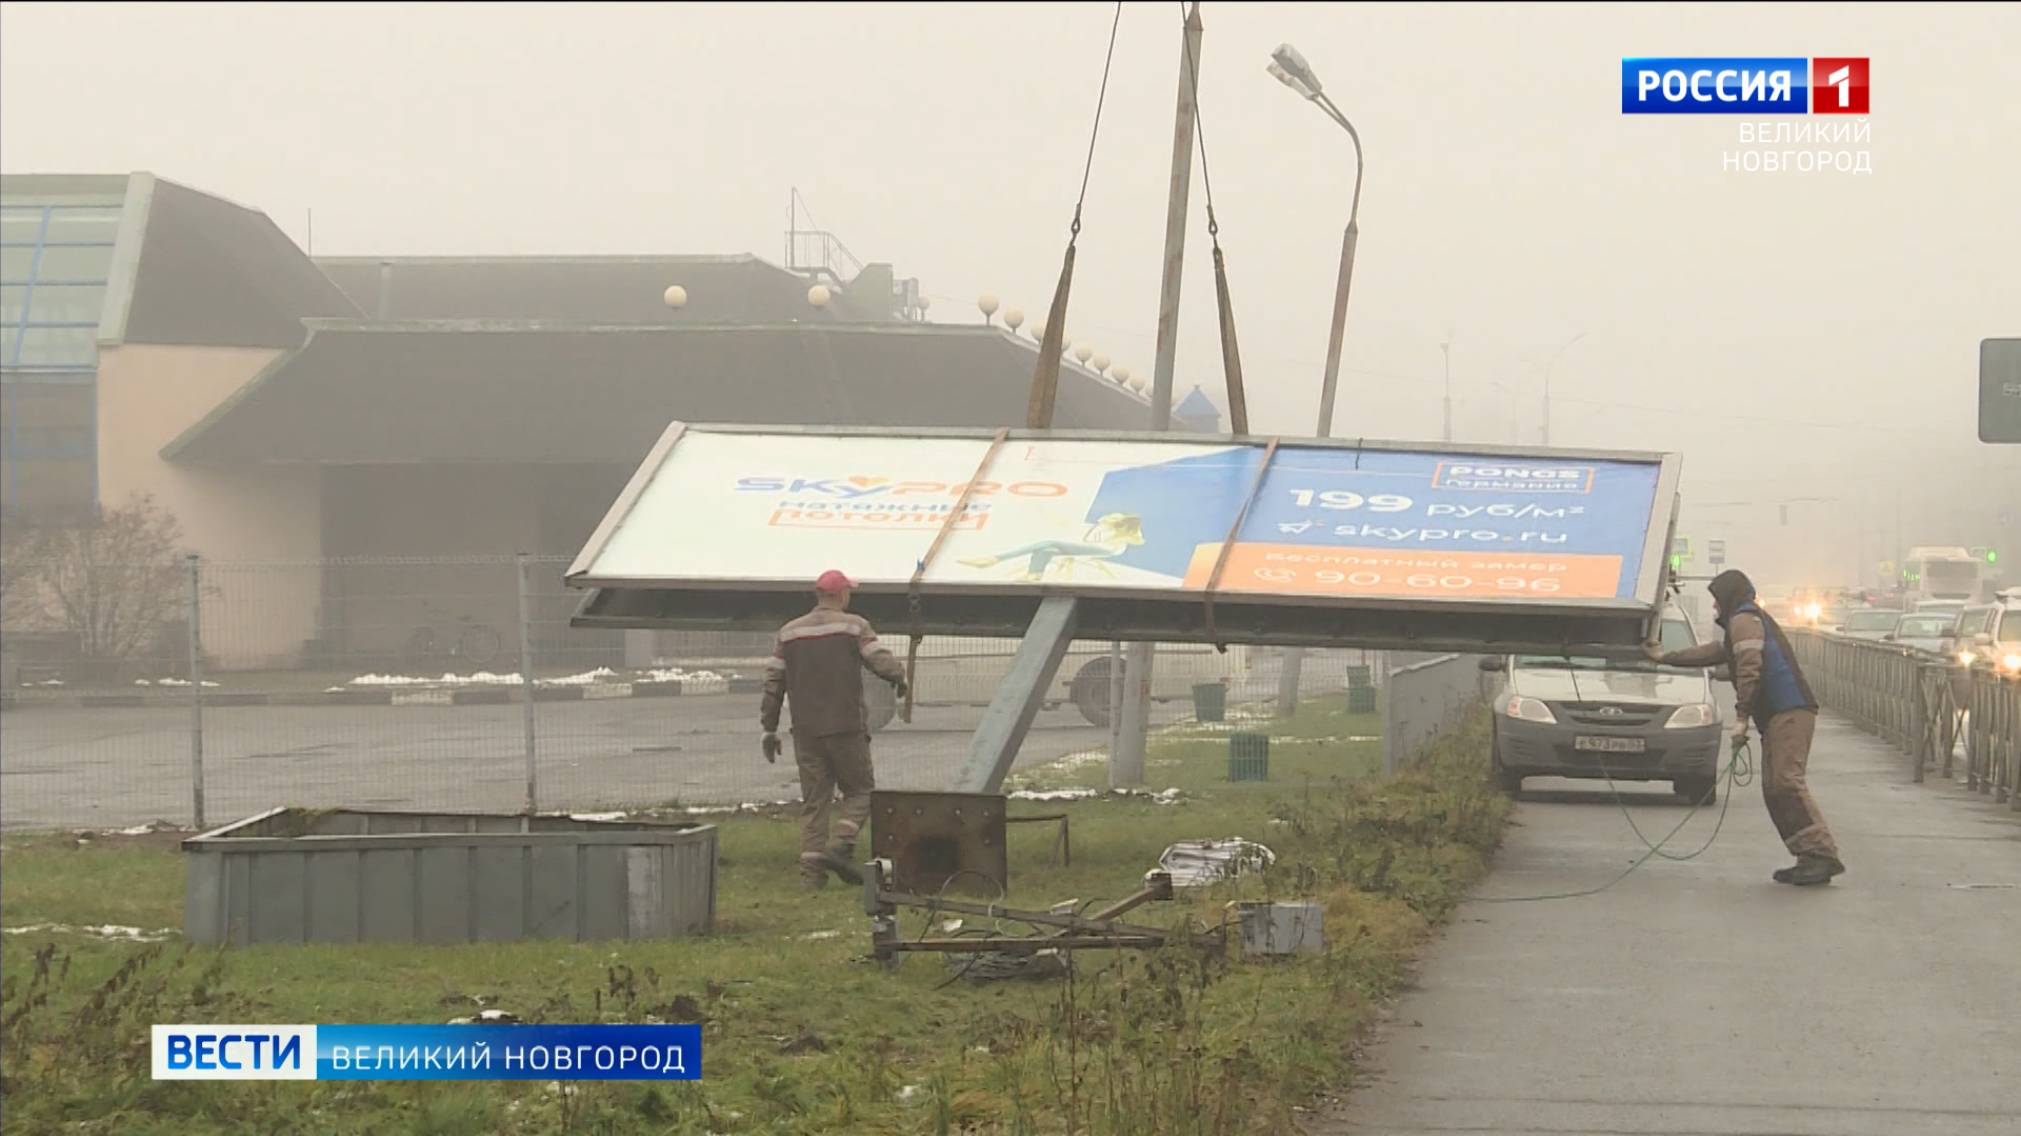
[1669,553,1684,573]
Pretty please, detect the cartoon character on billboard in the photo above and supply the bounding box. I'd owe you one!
[960,513,1146,581]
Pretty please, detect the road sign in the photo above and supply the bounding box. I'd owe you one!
[1671,535,1691,558]
[1981,338,2021,443]
[1708,539,1726,566]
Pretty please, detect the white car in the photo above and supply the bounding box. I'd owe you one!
[1956,589,2021,676]
[1838,609,1900,641]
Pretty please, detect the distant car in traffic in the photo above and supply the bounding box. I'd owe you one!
[1482,608,1723,803]
[1839,609,1900,640]
[1889,611,1960,655]
[1956,588,2021,676]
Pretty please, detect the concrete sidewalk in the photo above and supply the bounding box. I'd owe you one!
[1321,712,2021,1136]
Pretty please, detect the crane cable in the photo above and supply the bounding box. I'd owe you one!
[1026,1,1125,430]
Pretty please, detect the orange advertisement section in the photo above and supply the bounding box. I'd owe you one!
[1182,545,1624,600]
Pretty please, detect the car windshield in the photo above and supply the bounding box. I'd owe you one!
[1515,619,1695,672]
[2001,618,2021,644]
[1896,616,1953,638]
[1846,611,1897,631]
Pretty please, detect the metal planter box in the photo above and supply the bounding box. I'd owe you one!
[182,808,717,946]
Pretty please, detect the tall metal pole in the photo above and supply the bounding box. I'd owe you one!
[186,554,205,830]
[1280,73,1364,719]
[1115,2,1202,790]
[1440,339,1453,442]
[1541,331,1584,447]
[518,553,539,814]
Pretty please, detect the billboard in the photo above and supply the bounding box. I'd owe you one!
[570,425,1678,615]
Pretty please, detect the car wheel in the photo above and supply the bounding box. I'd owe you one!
[1069,657,1118,728]
[1673,777,1717,804]
[1491,733,1523,795]
[865,680,899,732]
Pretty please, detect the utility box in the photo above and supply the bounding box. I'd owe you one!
[869,790,1007,897]
[182,808,717,946]
[1232,901,1324,957]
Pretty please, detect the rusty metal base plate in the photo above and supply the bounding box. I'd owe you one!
[870,790,1007,897]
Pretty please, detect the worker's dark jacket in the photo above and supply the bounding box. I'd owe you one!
[1663,593,1817,731]
[759,606,905,737]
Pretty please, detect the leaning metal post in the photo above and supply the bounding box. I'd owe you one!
[186,554,206,830]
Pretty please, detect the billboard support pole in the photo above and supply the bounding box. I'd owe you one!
[1115,2,1203,789]
[954,596,1081,793]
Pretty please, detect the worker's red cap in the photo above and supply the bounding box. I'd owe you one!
[814,569,857,594]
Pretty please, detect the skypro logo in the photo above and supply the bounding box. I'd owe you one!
[1621,57,1869,114]
[734,476,1067,499]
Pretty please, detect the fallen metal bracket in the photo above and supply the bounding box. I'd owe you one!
[862,861,1219,971]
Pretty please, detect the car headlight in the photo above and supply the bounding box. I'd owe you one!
[2003,652,2021,674]
[1503,695,1556,724]
[1664,703,1717,728]
[1958,650,1977,666]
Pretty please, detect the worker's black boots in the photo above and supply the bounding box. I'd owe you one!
[1773,854,1846,886]
[817,845,864,886]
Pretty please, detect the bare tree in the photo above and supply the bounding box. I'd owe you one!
[17,495,189,676]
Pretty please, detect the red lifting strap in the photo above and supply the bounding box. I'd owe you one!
[1200,437,1280,651]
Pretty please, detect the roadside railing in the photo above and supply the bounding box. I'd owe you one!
[1787,628,2017,809]
[1382,654,1489,775]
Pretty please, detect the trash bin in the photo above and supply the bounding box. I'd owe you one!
[1345,664,1373,688]
[1192,681,1227,723]
[1347,685,1378,714]
[1228,731,1269,781]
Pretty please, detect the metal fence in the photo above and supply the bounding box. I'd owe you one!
[1381,654,1490,774]
[0,555,1377,831]
[1787,629,2018,808]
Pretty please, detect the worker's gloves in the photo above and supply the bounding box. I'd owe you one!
[762,732,782,763]
[1729,725,1751,753]
[1642,643,1667,663]
[892,678,910,702]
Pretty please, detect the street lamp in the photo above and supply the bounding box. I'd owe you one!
[1540,331,1586,447]
[1268,43,1364,439]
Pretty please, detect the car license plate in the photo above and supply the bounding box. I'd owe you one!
[1575,736,1646,753]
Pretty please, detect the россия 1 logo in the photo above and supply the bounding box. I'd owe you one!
[1621,57,1868,114]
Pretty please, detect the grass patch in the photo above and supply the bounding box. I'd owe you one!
[2,696,1506,1134]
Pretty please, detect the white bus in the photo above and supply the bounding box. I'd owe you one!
[1903,546,1987,604]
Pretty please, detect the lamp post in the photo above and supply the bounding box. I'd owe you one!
[1267,42,1366,716]
[1540,331,1586,446]
[1268,43,1363,440]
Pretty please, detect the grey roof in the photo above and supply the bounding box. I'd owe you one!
[163,320,1153,465]
[314,254,890,324]
[3,172,360,352]
[123,178,358,347]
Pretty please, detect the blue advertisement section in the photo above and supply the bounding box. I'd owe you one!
[1081,446,1661,601]
[318,1024,701,1081]
[1237,450,1660,598]
[1083,447,1264,577]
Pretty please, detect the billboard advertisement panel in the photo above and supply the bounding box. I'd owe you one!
[573,426,1676,612]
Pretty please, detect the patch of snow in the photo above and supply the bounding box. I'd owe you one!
[348,671,523,687]
[540,667,620,686]
[570,811,627,822]
[2,922,176,942]
[896,1084,923,1105]
[1009,788,1098,802]
[137,678,219,688]
[800,930,842,941]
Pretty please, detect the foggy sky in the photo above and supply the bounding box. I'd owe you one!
[3,1,2017,586]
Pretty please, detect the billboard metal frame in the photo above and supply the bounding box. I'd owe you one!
[567,422,1680,648]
